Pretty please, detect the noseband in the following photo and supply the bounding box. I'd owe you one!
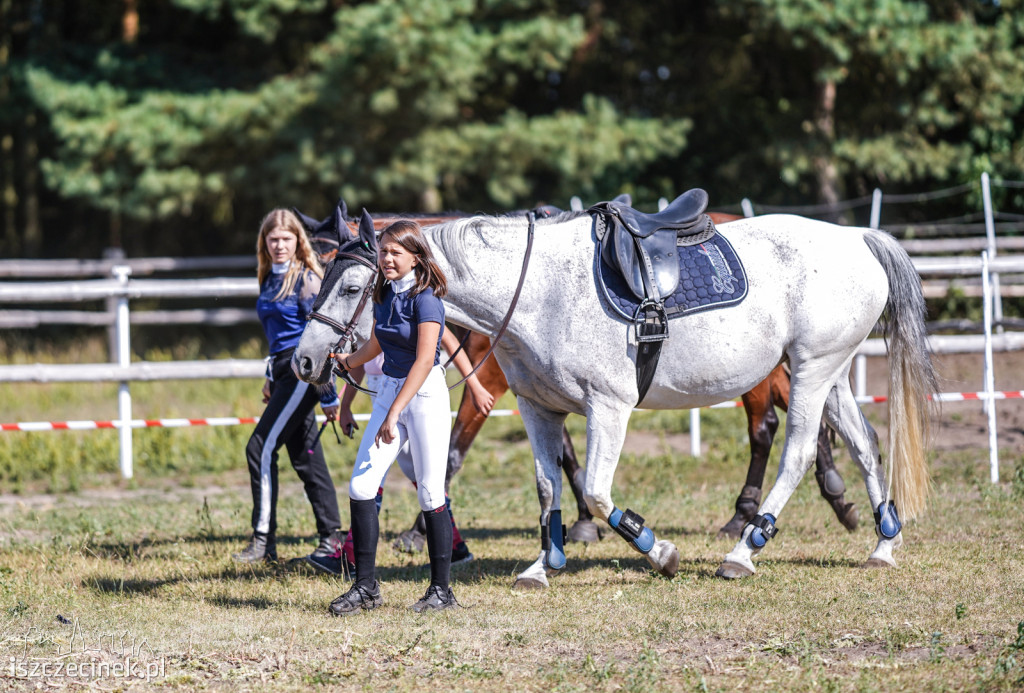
[305,212,536,396]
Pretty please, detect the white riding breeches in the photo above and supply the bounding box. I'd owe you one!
[348,366,450,511]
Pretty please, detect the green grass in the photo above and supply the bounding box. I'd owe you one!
[1,340,1023,690]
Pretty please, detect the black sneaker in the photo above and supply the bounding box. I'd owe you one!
[232,533,276,563]
[328,582,382,616]
[451,541,474,565]
[410,584,460,613]
[303,531,351,577]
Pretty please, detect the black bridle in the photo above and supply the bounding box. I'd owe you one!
[305,212,537,397]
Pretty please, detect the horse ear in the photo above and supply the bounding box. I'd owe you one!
[358,209,377,253]
[292,208,321,232]
[336,198,349,222]
[330,203,346,243]
[612,193,632,207]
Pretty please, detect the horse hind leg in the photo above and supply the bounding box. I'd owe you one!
[822,378,902,568]
[812,422,859,531]
[559,426,604,543]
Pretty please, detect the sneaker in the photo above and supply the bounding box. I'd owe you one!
[232,533,276,563]
[303,531,355,578]
[328,582,382,616]
[410,584,460,613]
[451,541,474,565]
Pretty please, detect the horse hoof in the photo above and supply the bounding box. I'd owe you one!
[833,501,859,532]
[392,529,425,554]
[567,520,603,543]
[715,561,754,579]
[860,557,894,569]
[716,516,746,540]
[657,545,680,578]
[512,577,547,591]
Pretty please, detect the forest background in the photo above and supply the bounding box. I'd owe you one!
[0,0,1022,259]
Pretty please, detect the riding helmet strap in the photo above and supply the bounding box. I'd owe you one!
[608,507,655,554]
[873,500,902,539]
[748,513,778,548]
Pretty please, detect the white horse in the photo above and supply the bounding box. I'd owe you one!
[293,205,935,586]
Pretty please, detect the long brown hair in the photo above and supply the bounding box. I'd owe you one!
[257,208,324,301]
[372,220,447,304]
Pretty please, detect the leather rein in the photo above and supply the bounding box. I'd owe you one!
[306,211,537,397]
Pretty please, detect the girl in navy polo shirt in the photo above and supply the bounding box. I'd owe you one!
[232,209,343,564]
[328,219,458,615]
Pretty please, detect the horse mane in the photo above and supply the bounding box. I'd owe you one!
[426,209,588,279]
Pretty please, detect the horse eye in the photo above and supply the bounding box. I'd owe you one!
[344,285,361,295]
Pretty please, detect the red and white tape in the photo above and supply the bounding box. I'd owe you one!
[1,393,1021,432]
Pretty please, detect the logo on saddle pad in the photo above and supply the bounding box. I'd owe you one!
[697,242,738,294]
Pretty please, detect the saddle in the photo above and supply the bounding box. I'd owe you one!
[592,189,716,304]
[589,189,719,405]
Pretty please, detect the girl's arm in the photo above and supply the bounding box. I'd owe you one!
[440,329,495,416]
[375,320,442,447]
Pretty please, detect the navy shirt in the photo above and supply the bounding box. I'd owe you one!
[257,268,338,406]
[373,281,445,378]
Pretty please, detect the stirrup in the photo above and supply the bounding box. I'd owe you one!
[633,299,669,343]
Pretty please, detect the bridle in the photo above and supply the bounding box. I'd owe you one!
[305,211,537,396]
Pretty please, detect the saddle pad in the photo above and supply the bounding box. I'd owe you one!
[597,233,748,321]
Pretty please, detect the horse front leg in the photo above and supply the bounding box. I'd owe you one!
[512,397,569,590]
[559,426,604,543]
[584,401,680,578]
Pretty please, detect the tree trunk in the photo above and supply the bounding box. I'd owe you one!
[812,78,843,223]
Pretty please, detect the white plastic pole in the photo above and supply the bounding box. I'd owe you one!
[854,354,867,398]
[981,173,1004,333]
[658,197,668,211]
[113,266,134,479]
[689,408,701,457]
[869,188,882,229]
[741,198,754,218]
[981,252,998,483]
[570,196,583,212]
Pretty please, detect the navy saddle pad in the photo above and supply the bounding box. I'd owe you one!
[596,232,748,321]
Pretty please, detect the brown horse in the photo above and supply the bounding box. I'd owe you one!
[300,204,857,552]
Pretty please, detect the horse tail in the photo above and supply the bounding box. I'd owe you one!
[862,229,938,520]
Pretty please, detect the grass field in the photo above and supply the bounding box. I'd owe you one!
[1,342,1024,690]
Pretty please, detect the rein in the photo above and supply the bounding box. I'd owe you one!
[309,211,536,397]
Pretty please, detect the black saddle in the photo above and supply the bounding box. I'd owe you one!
[592,189,716,302]
[589,189,718,405]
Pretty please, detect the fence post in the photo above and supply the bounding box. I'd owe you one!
[103,247,125,360]
[658,197,668,211]
[981,172,1004,333]
[113,265,134,479]
[869,188,882,229]
[741,198,754,218]
[689,408,701,457]
[570,196,583,212]
[981,252,999,483]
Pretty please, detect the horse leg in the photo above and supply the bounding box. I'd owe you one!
[512,397,569,591]
[583,400,680,578]
[821,377,902,568]
[811,422,859,531]
[717,367,839,579]
[771,367,859,532]
[559,426,603,543]
[718,377,776,539]
[394,330,506,553]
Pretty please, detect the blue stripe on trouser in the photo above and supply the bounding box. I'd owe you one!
[349,366,450,511]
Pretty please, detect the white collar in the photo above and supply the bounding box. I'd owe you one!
[392,272,417,294]
[271,261,290,275]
